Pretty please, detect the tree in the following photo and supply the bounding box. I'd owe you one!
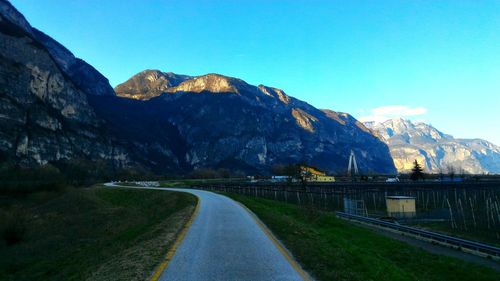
[447,165,455,181]
[271,164,286,175]
[284,164,300,185]
[283,163,312,186]
[299,167,313,188]
[217,168,230,178]
[438,167,444,181]
[189,168,218,179]
[410,160,424,181]
[458,166,466,180]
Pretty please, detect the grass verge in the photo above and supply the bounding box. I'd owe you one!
[0,186,196,281]
[414,222,500,247]
[226,193,499,281]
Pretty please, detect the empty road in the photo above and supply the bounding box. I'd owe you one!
[160,188,307,281]
[105,184,308,281]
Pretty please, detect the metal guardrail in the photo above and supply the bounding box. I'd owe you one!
[336,211,500,258]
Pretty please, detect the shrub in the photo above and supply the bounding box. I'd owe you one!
[2,211,27,246]
[0,163,66,194]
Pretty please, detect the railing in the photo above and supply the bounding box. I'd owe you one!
[336,212,500,258]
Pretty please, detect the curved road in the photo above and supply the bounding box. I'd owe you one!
[161,188,306,281]
[106,184,308,281]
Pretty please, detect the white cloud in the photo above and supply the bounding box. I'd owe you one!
[359,105,428,123]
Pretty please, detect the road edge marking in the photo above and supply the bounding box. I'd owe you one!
[234,200,313,281]
[150,194,201,281]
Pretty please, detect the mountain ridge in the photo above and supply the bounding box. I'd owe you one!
[114,70,295,102]
[1,0,396,175]
[105,69,397,174]
[365,118,500,174]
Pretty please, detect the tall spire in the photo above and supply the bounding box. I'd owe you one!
[347,150,359,176]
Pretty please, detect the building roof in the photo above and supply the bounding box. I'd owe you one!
[300,166,325,176]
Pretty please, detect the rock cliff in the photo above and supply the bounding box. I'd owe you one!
[0,0,128,167]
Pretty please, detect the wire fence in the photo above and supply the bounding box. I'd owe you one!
[191,181,500,242]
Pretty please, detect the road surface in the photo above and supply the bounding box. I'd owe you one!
[105,184,308,281]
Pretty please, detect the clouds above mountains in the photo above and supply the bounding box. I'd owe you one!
[359,105,427,123]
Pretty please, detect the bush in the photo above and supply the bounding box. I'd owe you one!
[189,168,219,179]
[0,163,66,194]
[188,167,241,179]
[54,159,114,186]
[0,157,168,194]
[2,211,27,246]
[54,159,159,185]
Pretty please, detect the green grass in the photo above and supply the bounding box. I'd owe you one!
[226,194,499,281]
[414,222,500,247]
[0,186,196,281]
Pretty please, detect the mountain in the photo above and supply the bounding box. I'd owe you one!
[365,118,500,174]
[114,70,192,100]
[0,0,129,167]
[0,0,395,175]
[94,70,397,174]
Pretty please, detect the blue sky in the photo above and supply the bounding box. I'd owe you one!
[11,0,500,145]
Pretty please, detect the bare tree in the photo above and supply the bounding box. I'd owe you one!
[447,165,455,181]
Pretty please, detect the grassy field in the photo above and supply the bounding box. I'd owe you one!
[226,194,499,281]
[0,186,196,281]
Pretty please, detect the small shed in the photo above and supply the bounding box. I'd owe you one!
[386,196,416,218]
[344,197,367,216]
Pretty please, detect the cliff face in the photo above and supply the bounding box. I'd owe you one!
[365,118,500,174]
[0,0,129,167]
[33,29,115,97]
[99,71,397,174]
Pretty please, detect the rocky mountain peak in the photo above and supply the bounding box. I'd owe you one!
[117,70,302,107]
[172,73,247,94]
[115,71,253,99]
[114,69,191,100]
[365,118,500,174]
[0,0,32,36]
[381,118,415,136]
[0,0,129,167]
[1,0,114,97]
[366,118,448,143]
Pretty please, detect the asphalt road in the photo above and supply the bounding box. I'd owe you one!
[104,184,308,281]
[159,188,307,281]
